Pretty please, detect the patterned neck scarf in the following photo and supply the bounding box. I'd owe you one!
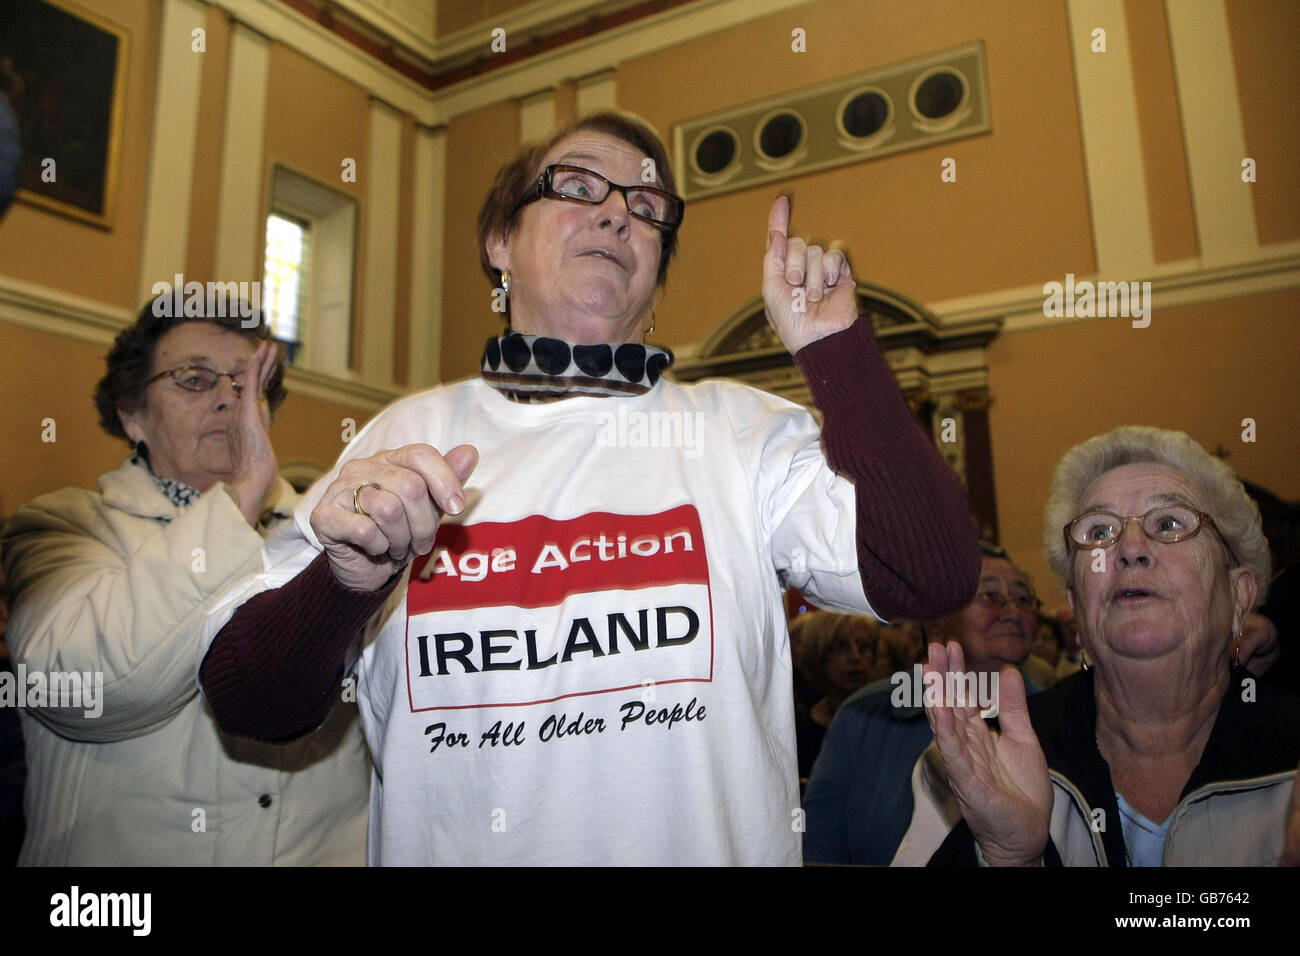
[132,453,201,508]
[481,332,674,404]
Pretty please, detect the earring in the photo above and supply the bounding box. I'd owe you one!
[500,270,510,294]
[645,309,656,337]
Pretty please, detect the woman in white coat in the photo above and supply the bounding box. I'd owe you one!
[1,299,369,865]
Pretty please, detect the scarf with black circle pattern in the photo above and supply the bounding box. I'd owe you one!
[481,332,674,403]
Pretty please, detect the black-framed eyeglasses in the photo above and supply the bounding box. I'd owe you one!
[1063,504,1240,567]
[511,164,685,231]
[145,365,246,397]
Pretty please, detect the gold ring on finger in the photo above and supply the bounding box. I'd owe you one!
[353,480,382,518]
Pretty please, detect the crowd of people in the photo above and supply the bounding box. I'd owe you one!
[1,111,1297,867]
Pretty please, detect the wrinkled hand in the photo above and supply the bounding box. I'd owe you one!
[310,444,478,591]
[226,340,280,526]
[762,195,858,354]
[1234,613,1280,677]
[923,641,1053,866]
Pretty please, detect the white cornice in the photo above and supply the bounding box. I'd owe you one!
[0,274,402,412]
[208,0,812,122]
[928,246,1300,333]
[671,246,1300,356]
[331,0,647,66]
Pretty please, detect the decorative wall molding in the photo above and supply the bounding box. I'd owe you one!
[0,275,401,412]
[209,0,809,123]
[360,99,403,388]
[673,283,1002,411]
[331,0,644,67]
[928,245,1300,334]
[1165,0,1259,267]
[408,125,447,388]
[213,23,273,284]
[136,0,209,305]
[1065,0,1154,275]
[0,275,135,347]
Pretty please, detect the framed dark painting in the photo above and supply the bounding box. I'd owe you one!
[0,0,129,228]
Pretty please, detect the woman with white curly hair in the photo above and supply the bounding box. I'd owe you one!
[912,426,1300,866]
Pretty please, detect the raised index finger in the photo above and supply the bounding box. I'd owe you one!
[768,193,790,238]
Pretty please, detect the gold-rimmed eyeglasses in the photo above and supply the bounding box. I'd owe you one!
[1063,504,1240,567]
[144,365,246,397]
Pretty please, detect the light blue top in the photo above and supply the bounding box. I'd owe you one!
[1116,791,1171,867]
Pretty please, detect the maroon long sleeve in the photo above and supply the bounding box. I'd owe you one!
[794,316,980,620]
[201,552,399,741]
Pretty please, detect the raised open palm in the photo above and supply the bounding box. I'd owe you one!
[923,640,1053,865]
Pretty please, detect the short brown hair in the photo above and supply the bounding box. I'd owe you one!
[476,110,680,294]
[795,611,879,693]
[95,296,288,442]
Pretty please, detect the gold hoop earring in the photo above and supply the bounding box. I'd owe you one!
[645,309,655,338]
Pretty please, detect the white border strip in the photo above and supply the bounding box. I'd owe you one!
[209,0,810,122]
[0,273,400,410]
[929,244,1300,333]
[137,0,208,304]
[213,24,272,282]
[1065,0,1154,275]
[408,126,446,387]
[360,99,403,386]
[1165,0,1259,267]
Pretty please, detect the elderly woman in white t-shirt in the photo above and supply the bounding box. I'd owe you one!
[198,111,980,865]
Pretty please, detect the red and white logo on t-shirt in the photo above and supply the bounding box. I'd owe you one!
[404,505,714,711]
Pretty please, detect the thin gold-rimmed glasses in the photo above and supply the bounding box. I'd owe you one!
[144,365,246,397]
[1063,504,1241,567]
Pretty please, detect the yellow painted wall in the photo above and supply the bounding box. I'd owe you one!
[989,288,1300,607]
[1227,0,1300,246]
[0,9,414,517]
[1126,0,1198,263]
[186,5,232,281]
[0,322,374,518]
[439,99,520,382]
[615,0,1095,351]
[3,0,1296,608]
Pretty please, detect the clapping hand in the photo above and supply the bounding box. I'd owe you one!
[226,340,280,526]
[923,640,1053,866]
[762,194,858,353]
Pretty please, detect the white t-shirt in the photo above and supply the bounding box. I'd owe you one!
[206,375,876,864]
